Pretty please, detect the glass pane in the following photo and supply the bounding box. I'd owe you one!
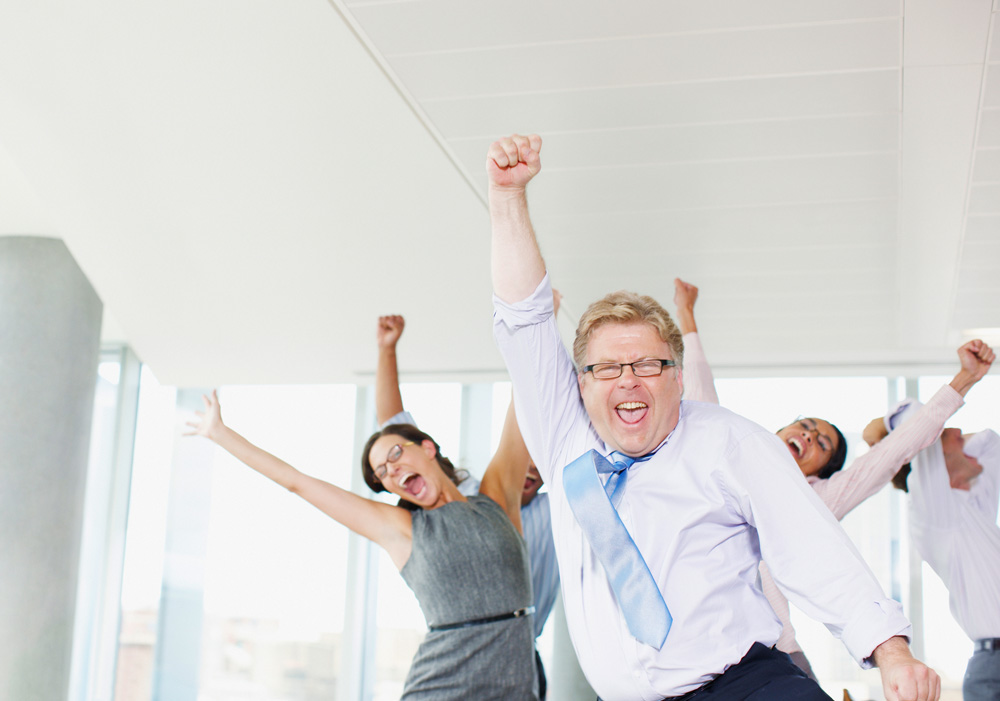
[921,375,1000,435]
[70,357,123,701]
[116,366,176,701]
[921,561,970,695]
[198,385,356,701]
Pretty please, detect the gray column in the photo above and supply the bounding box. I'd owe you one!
[0,237,103,701]
[548,593,595,700]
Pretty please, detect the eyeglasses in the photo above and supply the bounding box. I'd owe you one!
[793,417,833,453]
[582,359,676,380]
[374,441,415,480]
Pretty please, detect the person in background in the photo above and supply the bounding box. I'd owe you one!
[871,370,1000,701]
[373,312,559,698]
[674,277,994,681]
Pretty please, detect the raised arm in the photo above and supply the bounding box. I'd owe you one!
[185,390,413,567]
[488,134,546,303]
[816,340,994,519]
[673,278,699,335]
[949,338,995,396]
[375,315,406,425]
[673,277,719,404]
[478,399,532,535]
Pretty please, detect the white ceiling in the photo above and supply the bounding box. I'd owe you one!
[1,0,998,386]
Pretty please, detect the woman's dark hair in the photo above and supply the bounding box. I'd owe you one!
[815,422,848,480]
[360,423,467,511]
[891,463,911,492]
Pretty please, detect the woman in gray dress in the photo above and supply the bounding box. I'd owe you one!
[186,390,538,700]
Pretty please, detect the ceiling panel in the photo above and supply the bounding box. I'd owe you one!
[903,0,992,66]
[346,0,898,55]
[546,242,893,281]
[973,148,1000,180]
[979,110,1000,147]
[964,214,1000,239]
[388,20,900,99]
[424,71,900,139]
[984,64,1000,106]
[992,11,1000,60]
[518,152,897,215]
[968,183,1000,212]
[448,115,898,174]
[536,200,897,249]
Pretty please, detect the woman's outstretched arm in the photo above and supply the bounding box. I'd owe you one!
[186,390,413,568]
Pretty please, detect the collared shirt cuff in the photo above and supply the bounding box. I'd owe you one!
[492,274,553,330]
[379,410,416,430]
[841,599,912,668]
[885,398,920,432]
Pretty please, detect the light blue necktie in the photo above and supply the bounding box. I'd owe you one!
[563,449,672,649]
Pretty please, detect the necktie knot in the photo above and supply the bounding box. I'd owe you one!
[608,451,635,472]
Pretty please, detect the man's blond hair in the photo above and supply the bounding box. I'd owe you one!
[573,291,684,371]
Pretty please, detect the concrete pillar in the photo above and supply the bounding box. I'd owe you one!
[0,236,103,700]
[548,594,595,700]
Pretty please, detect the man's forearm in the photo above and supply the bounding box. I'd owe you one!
[490,186,546,303]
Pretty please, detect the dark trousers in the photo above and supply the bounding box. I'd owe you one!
[535,648,547,700]
[964,647,1000,701]
[666,643,832,700]
[600,643,832,701]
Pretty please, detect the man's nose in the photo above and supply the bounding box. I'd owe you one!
[617,366,641,386]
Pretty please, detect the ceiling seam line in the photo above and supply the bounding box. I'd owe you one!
[417,67,903,102]
[949,4,997,338]
[322,0,487,209]
[379,16,903,58]
[446,112,902,141]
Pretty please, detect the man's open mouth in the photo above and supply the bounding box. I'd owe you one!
[616,401,648,424]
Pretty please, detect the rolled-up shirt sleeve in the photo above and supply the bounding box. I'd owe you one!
[493,274,592,484]
[724,431,912,666]
[379,410,417,429]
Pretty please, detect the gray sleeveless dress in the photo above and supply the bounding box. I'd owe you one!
[400,495,539,700]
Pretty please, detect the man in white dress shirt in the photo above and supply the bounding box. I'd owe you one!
[874,399,1000,701]
[487,133,940,701]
